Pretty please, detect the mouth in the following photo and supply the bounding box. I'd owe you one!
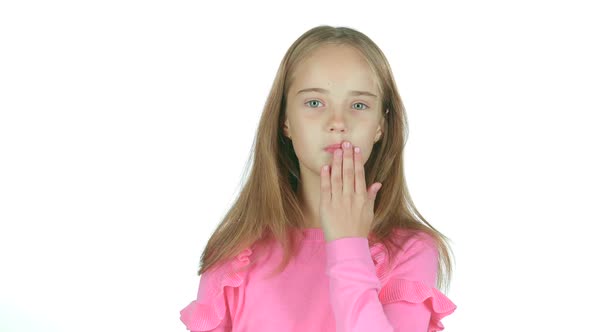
[324,146,340,153]
[324,141,345,152]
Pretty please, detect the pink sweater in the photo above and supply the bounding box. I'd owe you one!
[180,227,457,332]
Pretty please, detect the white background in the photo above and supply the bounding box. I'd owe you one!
[1,1,589,331]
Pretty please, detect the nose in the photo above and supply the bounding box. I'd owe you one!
[329,126,346,133]
[328,110,347,133]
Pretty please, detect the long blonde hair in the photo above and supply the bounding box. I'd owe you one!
[197,25,455,293]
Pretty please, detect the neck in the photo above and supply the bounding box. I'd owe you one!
[296,163,322,229]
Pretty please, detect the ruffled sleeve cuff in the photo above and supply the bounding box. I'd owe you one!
[379,278,457,332]
[369,240,457,332]
[179,247,252,331]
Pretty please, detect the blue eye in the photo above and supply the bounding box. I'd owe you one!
[353,102,369,110]
[305,100,324,108]
[304,100,369,110]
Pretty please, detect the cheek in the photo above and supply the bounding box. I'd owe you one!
[290,135,310,159]
[291,135,319,164]
[358,140,376,163]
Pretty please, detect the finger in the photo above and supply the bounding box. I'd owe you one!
[342,142,354,195]
[320,164,331,204]
[354,146,367,195]
[331,148,342,198]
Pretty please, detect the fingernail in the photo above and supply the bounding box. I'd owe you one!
[354,147,360,154]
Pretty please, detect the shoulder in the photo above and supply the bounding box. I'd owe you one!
[179,246,254,331]
[370,228,438,283]
[375,229,457,330]
[383,228,437,259]
[391,229,438,269]
[398,229,437,254]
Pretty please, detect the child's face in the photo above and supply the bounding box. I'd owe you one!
[283,43,385,175]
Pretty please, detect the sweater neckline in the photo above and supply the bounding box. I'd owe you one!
[297,227,325,241]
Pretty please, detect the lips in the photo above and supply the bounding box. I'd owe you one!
[324,142,344,151]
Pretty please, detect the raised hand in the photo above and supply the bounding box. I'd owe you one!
[319,140,382,242]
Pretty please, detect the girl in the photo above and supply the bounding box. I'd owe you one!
[180,25,457,332]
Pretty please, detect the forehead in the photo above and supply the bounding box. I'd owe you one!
[289,44,379,95]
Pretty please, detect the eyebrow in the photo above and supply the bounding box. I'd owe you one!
[296,87,378,98]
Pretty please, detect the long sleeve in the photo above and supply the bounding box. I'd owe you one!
[180,247,253,332]
[180,268,234,332]
[324,235,456,332]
